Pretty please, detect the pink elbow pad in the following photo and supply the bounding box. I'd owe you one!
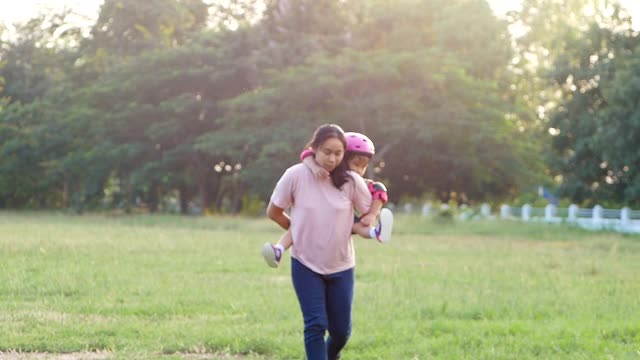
[373,191,388,203]
[368,182,389,203]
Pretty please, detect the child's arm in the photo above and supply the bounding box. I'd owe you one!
[300,148,329,179]
[359,199,384,226]
[359,181,389,226]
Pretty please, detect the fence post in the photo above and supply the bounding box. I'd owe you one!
[593,205,603,225]
[568,204,578,222]
[422,202,431,217]
[522,204,531,221]
[404,203,413,214]
[545,204,556,222]
[481,203,491,218]
[500,205,510,219]
[621,207,630,224]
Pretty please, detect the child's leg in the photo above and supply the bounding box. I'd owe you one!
[262,230,292,268]
[277,229,293,250]
[375,208,394,243]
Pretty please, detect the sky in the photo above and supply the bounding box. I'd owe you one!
[1,0,640,29]
[1,0,100,25]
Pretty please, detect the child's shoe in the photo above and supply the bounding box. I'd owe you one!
[374,208,394,243]
[262,243,282,268]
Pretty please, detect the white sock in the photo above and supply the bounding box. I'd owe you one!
[275,243,286,253]
[369,227,377,239]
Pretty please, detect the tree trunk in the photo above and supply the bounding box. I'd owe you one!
[231,185,246,214]
[199,173,216,211]
[179,185,190,215]
[62,180,69,209]
[148,184,159,213]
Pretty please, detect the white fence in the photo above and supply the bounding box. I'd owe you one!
[498,204,640,234]
[410,202,640,234]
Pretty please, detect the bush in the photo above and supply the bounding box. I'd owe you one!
[240,194,266,217]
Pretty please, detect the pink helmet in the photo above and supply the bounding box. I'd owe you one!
[345,132,375,156]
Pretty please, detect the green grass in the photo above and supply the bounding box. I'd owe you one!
[1,211,639,359]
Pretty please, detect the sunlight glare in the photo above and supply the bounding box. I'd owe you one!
[2,0,640,31]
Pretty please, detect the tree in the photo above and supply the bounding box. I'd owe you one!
[88,0,209,56]
[81,27,261,213]
[529,1,640,205]
[0,11,83,104]
[0,0,565,210]
[0,12,88,208]
[221,0,538,202]
[597,50,640,204]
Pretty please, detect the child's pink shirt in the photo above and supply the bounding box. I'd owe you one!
[270,164,372,274]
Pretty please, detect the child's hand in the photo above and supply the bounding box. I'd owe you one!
[359,212,376,227]
[310,166,329,179]
[303,156,329,179]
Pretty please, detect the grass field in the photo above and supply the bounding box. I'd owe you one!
[1,211,639,359]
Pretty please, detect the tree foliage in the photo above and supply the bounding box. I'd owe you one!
[513,0,640,206]
[3,0,636,211]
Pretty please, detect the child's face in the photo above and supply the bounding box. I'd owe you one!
[348,154,370,176]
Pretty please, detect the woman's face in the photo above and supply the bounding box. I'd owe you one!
[314,137,345,172]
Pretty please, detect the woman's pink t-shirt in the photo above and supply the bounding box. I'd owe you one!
[270,164,372,274]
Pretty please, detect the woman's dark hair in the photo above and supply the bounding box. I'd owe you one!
[305,124,350,189]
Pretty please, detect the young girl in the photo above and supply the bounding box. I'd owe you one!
[262,132,394,268]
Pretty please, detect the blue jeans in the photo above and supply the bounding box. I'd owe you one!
[291,257,354,360]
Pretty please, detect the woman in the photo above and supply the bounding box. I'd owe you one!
[267,124,373,360]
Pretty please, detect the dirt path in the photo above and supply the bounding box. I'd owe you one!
[0,352,253,360]
[0,353,109,360]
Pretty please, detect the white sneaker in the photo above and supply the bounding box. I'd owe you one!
[374,208,394,243]
[261,243,282,268]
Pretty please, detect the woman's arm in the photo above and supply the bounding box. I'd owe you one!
[267,201,291,230]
